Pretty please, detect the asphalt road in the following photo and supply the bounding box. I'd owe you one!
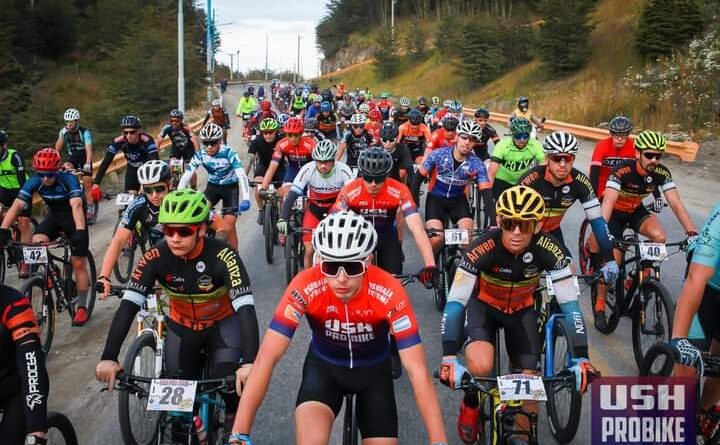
[14,83,711,444]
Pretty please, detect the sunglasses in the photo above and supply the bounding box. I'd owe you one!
[514,133,530,141]
[500,218,537,233]
[37,172,57,179]
[143,184,168,194]
[362,174,386,184]
[163,224,201,238]
[286,133,302,138]
[123,130,138,136]
[202,140,220,147]
[320,260,366,278]
[642,151,663,161]
[381,138,395,143]
[549,154,574,164]
[262,130,277,135]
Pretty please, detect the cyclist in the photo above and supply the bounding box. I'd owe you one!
[595,130,698,329]
[257,84,265,100]
[0,284,49,445]
[398,109,432,163]
[289,88,306,118]
[204,99,232,143]
[248,101,277,140]
[178,123,251,250]
[366,109,383,142]
[260,117,316,197]
[424,114,460,157]
[95,190,259,416]
[0,148,91,326]
[438,186,597,443]
[227,211,448,445]
[320,88,334,104]
[157,109,200,187]
[380,123,413,184]
[247,118,285,225]
[336,114,374,168]
[391,96,412,127]
[509,96,545,130]
[337,94,356,133]
[335,81,346,100]
[303,118,326,142]
[488,117,545,199]
[316,101,338,140]
[518,131,619,281]
[96,160,171,297]
[0,130,31,277]
[417,96,430,116]
[277,140,353,268]
[94,115,159,196]
[235,92,258,125]
[305,95,322,121]
[377,91,393,121]
[472,108,500,161]
[55,107,96,223]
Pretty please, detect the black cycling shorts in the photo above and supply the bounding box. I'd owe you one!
[296,347,398,439]
[253,161,284,183]
[124,165,141,193]
[607,206,651,241]
[492,178,514,201]
[204,183,239,214]
[698,286,720,342]
[66,152,91,176]
[425,193,472,224]
[465,298,541,371]
[36,213,88,256]
[0,189,31,218]
[375,231,403,275]
[169,145,196,162]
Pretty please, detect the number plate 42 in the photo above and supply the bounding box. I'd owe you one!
[22,246,48,264]
[146,379,197,412]
[497,374,547,401]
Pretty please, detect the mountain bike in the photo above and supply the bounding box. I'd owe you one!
[284,196,309,284]
[467,185,492,230]
[258,183,282,264]
[0,204,38,283]
[15,237,97,355]
[168,158,185,190]
[0,410,80,445]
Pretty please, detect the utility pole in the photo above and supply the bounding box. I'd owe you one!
[293,63,297,84]
[297,35,301,83]
[236,50,240,79]
[205,0,213,102]
[178,0,185,112]
[391,0,396,41]
[265,34,269,81]
[229,53,234,80]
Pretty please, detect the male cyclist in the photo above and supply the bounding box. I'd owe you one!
[305,95,322,121]
[277,140,353,268]
[316,101,338,140]
[247,118,285,224]
[204,99,232,144]
[488,117,545,199]
[509,96,544,130]
[377,92,393,121]
[380,123,412,184]
[289,89,306,118]
[95,190,259,418]
[0,130,31,276]
[260,117,316,196]
[1,148,91,326]
[179,123,251,249]
[235,92,258,126]
[228,211,448,445]
[0,284,49,445]
[55,107,96,222]
[472,108,500,161]
[439,186,597,443]
[425,114,459,156]
[336,114,374,168]
[397,109,432,163]
[391,96,412,127]
[366,109,383,142]
[417,96,430,116]
[94,115,159,196]
[417,120,495,255]
[247,101,277,142]
[157,109,200,187]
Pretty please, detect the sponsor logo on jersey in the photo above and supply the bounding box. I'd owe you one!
[291,290,307,307]
[369,282,394,304]
[466,237,496,263]
[326,304,338,314]
[537,235,565,264]
[523,252,534,263]
[387,300,407,318]
[217,247,243,287]
[197,275,213,292]
[562,185,571,194]
[25,351,43,410]
[392,315,412,333]
[196,261,206,272]
[325,319,376,342]
[284,304,301,323]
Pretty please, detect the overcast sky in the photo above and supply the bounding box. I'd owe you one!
[203,0,327,79]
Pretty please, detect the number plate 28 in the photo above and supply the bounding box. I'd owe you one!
[146,379,197,412]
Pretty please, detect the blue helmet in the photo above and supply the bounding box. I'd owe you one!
[320,101,332,113]
[278,113,290,125]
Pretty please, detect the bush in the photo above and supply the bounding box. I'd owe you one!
[635,0,704,60]
[457,22,505,86]
[374,29,400,79]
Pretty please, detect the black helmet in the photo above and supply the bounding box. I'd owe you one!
[408,109,423,125]
[321,89,333,102]
[358,147,393,178]
[169,109,184,119]
[608,116,633,134]
[243,91,250,97]
[474,108,490,119]
[121,115,141,128]
[441,114,459,131]
[518,96,529,107]
[380,122,398,140]
[0,130,7,144]
[417,96,427,106]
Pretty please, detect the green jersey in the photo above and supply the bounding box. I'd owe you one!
[490,137,545,185]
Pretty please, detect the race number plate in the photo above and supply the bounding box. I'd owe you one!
[639,242,668,261]
[169,159,184,170]
[497,374,547,402]
[444,229,469,246]
[146,379,197,412]
[22,246,48,265]
[115,193,135,207]
[293,197,306,211]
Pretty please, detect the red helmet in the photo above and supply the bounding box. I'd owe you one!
[283,117,304,134]
[367,101,377,111]
[33,148,62,172]
[260,100,271,111]
[368,109,382,121]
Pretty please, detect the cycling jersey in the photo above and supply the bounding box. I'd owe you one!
[248,135,282,177]
[272,136,316,171]
[185,145,245,186]
[377,100,393,120]
[291,97,306,112]
[391,108,410,126]
[250,110,278,128]
[0,148,27,190]
[317,113,338,133]
[18,172,84,214]
[205,107,232,129]
[590,137,635,199]
[0,285,48,439]
[474,125,500,160]
[58,126,92,156]
[160,123,195,160]
[691,201,720,291]
[235,99,257,117]
[306,105,320,121]
[332,178,418,234]
[338,101,356,118]
[419,147,490,199]
[490,138,545,185]
[95,133,159,185]
[397,122,432,159]
[118,194,163,246]
[269,265,421,368]
[606,160,676,213]
[287,161,354,219]
[341,130,374,167]
[427,127,457,152]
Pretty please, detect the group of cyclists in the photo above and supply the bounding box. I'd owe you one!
[0,77,718,445]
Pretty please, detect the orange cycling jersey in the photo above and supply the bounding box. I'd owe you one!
[332,178,418,234]
[591,137,635,199]
[606,159,676,213]
[398,121,432,158]
[269,265,421,367]
[427,127,457,151]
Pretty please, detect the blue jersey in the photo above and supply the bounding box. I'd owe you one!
[107,133,158,168]
[18,172,84,213]
[306,105,320,121]
[186,146,243,185]
[691,201,720,291]
[419,147,491,199]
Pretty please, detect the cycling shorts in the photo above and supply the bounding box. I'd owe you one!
[124,165,141,192]
[0,188,31,218]
[320,129,338,140]
[66,152,92,176]
[169,145,196,162]
[607,206,652,241]
[36,213,88,256]
[425,193,471,224]
[465,298,541,371]
[283,163,301,184]
[302,209,320,243]
[492,178,515,201]
[375,231,403,276]
[253,161,284,183]
[698,285,720,342]
[204,183,239,215]
[296,346,398,439]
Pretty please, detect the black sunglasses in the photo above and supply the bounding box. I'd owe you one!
[642,151,663,161]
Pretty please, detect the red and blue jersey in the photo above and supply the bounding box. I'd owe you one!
[419,147,491,199]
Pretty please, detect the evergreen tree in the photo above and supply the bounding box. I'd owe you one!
[457,22,505,86]
[538,0,595,76]
[374,29,400,79]
[635,0,704,59]
[405,28,425,61]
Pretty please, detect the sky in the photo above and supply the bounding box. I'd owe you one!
[203,0,328,79]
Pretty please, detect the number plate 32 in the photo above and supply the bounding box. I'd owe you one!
[496,374,547,401]
[146,379,197,412]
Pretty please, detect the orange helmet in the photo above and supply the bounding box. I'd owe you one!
[368,109,382,121]
[33,148,62,172]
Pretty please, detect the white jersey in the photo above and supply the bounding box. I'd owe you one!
[290,161,354,210]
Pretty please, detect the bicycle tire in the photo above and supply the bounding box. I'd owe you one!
[82,250,98,319]
[637,341,675,377]
[113,220,138,284]
[577,218,593,276]
[590,276,623,335]
[46,411,79,445]
[342,395,359,445]
[475,189,490,230]
[285,231,295,284]
[119,332,161,445]
[477,391,495,445]
[433,249,447,311]
[19,275,54,356]
[632,278,675,368]
[264,202,275,264]
[546,318,582,443]
[0,248,6,284]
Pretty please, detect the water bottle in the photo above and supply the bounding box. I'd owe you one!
[193,415,208,445]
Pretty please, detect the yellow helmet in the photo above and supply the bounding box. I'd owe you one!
[496,186,545,221]
[634,130,666,152]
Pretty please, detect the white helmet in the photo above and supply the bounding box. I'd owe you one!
[64,108,80,121]
[137,160,171,185]
[211,99,221,107]
[349,114,366,125]
[312,139,338,161]
[312,211,377,261]
[543,131,579,156]
[457,120,483,141]
[399,96,411,107]
[358,103,370,113]
[200,123,224,142]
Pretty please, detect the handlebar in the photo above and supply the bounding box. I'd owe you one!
[113,371,236,394]
[432,369,581,393]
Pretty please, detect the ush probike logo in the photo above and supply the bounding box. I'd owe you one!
[591,377,695,444]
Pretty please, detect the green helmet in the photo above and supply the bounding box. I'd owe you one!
[634,130,666,152]
[509,117,533,136]
[159,189,210,225]
[259,118,279,132]
[380,92,389,99]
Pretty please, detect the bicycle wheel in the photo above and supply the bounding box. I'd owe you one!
[263,202,276,264]
[72,250,98,319]
[114,220,138,283]
[118,332,162,445]
[433,249,447,311]
[0,248,6,283]
[475,189,490,230]
[477,391,495,445]
[546,318,582,443]
[20,275,54,356]
[590,276,623,334]
[341,395,359,445]
[285,231,299,284]
[638,341,675,377]
[46,411,79,445]
[632,278,675,368]
[577,219,593,276]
